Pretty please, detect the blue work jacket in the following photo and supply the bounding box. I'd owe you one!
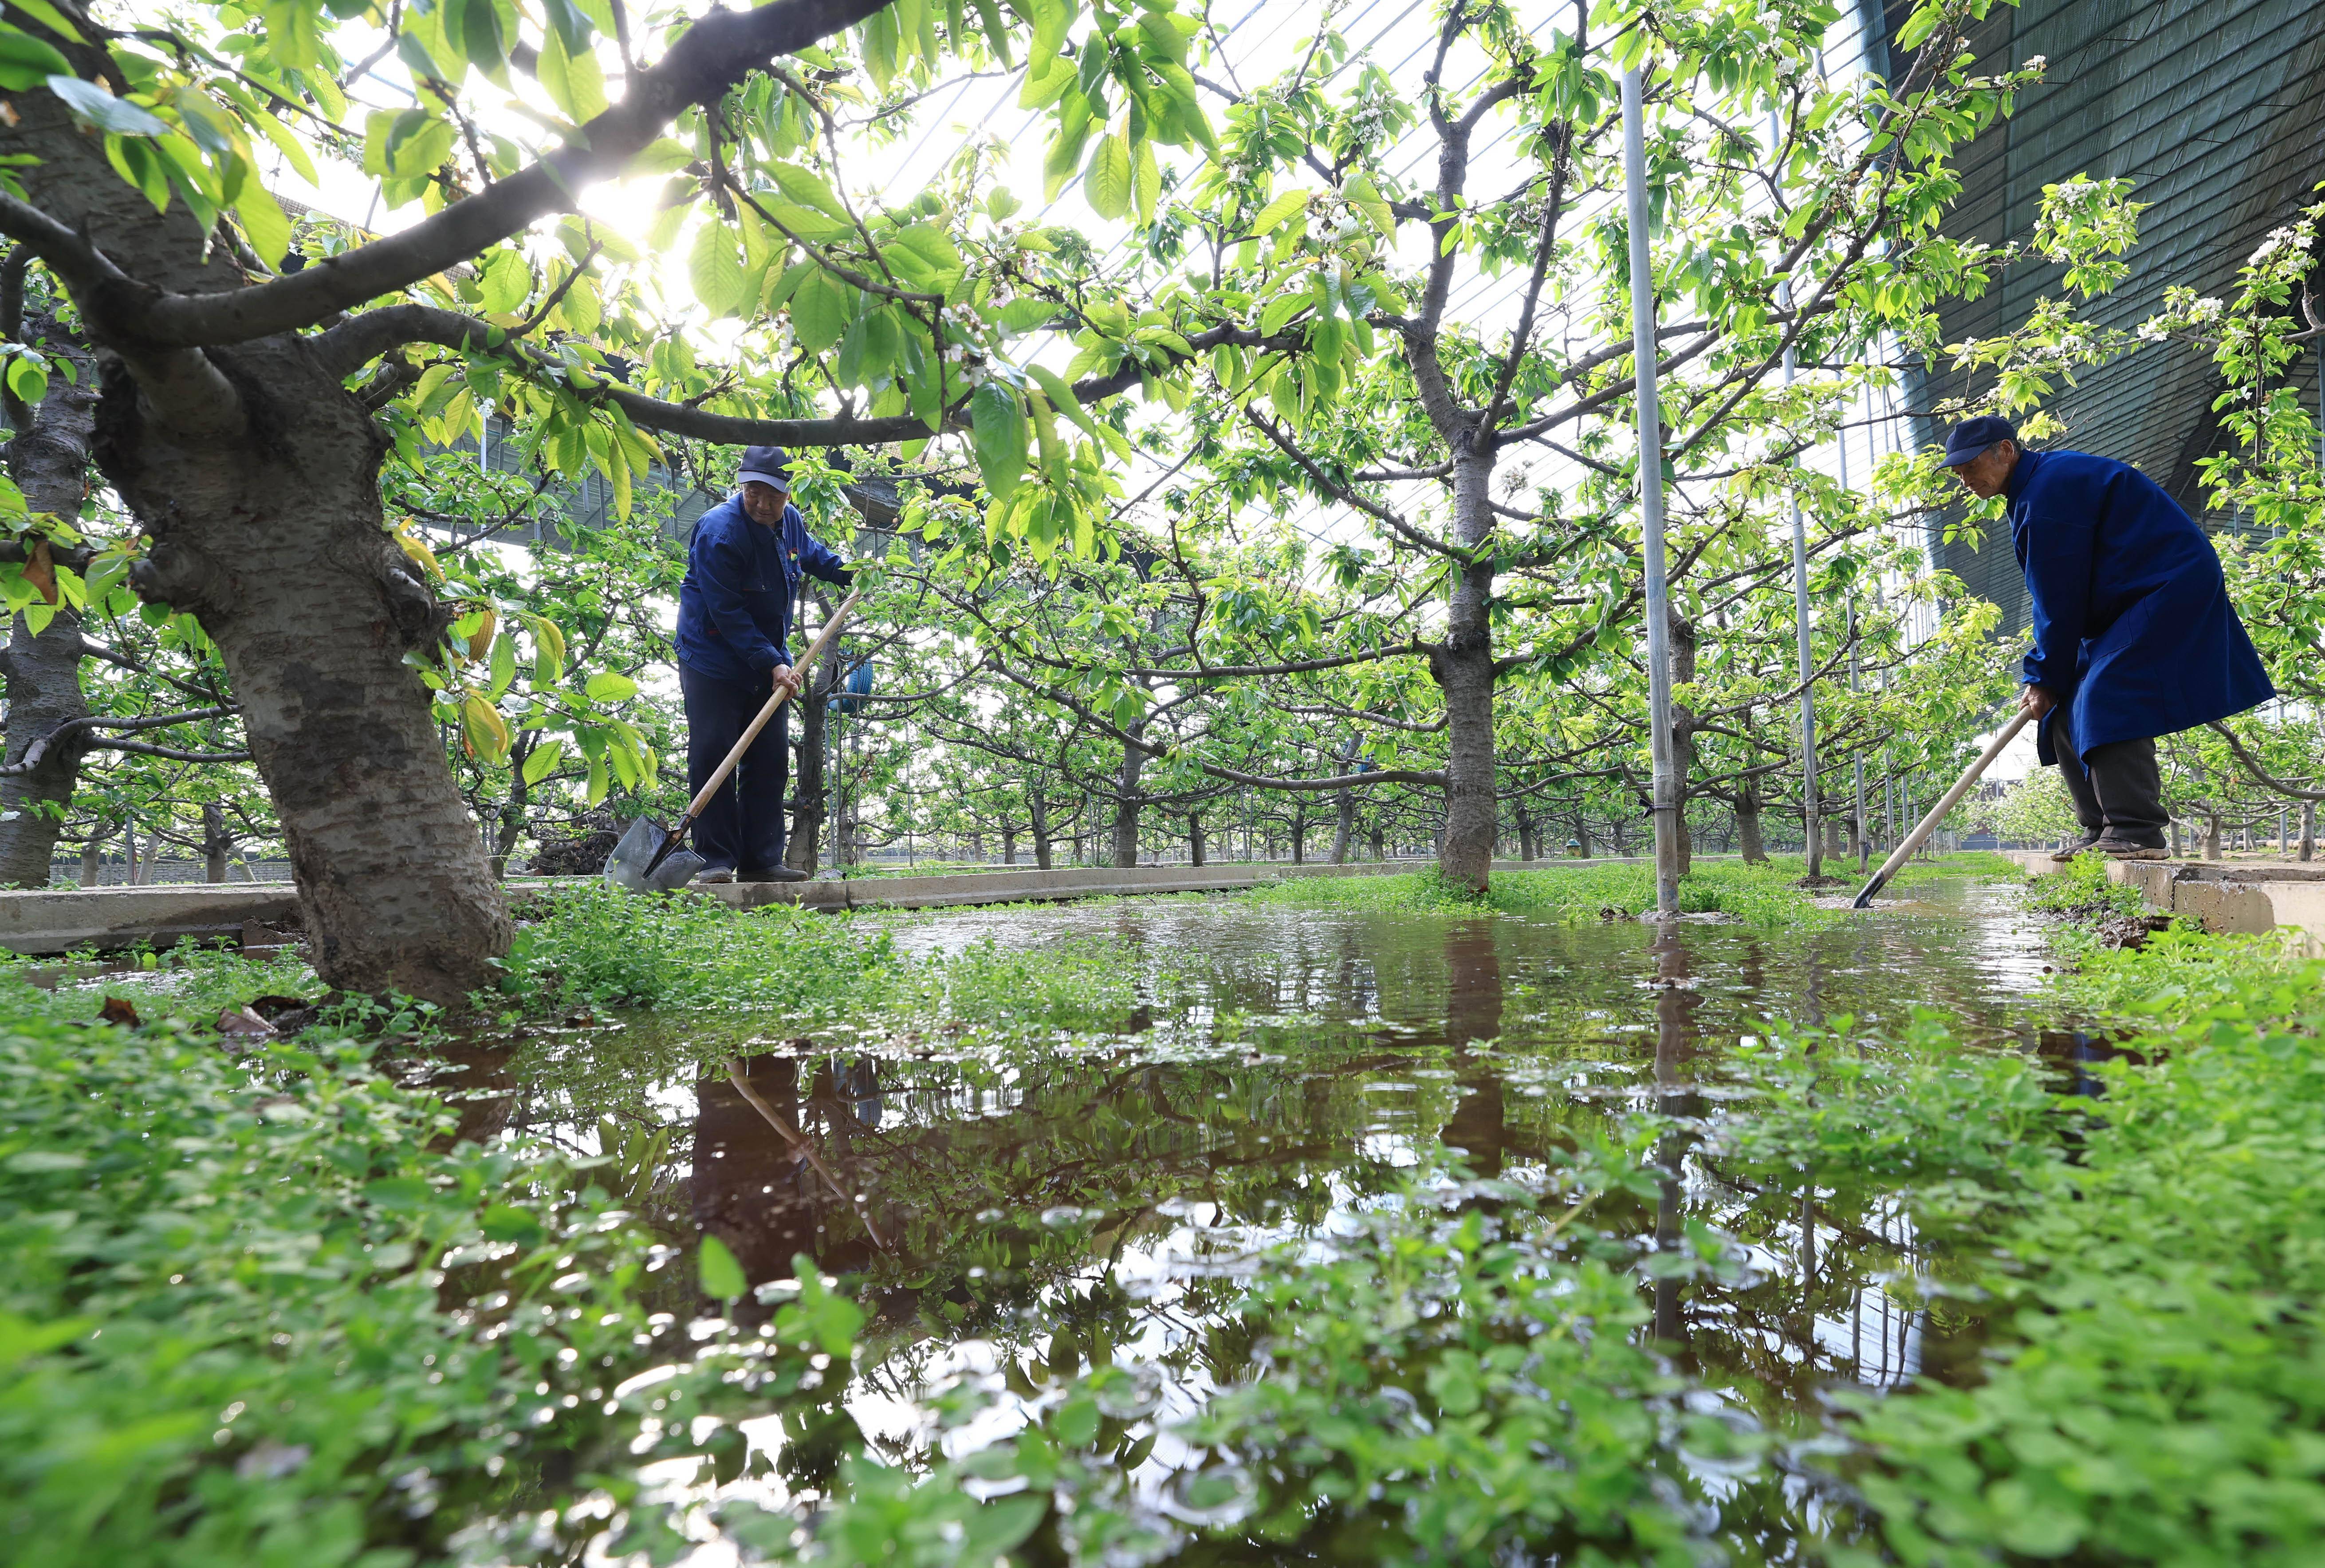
[2007,449,2273,762]
[674,496,851,683]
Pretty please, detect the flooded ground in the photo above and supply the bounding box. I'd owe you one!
[478,874,2060,1526]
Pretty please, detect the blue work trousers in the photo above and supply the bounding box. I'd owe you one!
[681,664,789,875]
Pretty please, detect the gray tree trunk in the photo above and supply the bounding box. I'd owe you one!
[2204,812,2222,860]
[202,801,229,883]
[78,833,102,888]
[0,313,99,887]
[1735,786,1768,863]
[1331,782,1353,863]
[1028,790,1052,870]
[1431,451,1499,893]
[1187,812,1204,867]
[785,660,832,874]
[20,84,507,1003]
[2301,801,2315,862]
[1110,738,1145,868]
[1002,825,1017,865]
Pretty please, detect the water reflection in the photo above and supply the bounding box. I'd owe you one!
[513,877,2054,1438]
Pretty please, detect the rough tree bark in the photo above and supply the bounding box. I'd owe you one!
[202,801,229,883]
[785,654,835,875]
[1028,789,1052,870]
[0,0,898,1000]
[1110,735,1145,868]
[0,312,98,886]
[1735,782,1768,863]
[1187,811,1204,867]
[1432,451,1499,893]
[7,88,504,997]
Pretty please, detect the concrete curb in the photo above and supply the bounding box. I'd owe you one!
[0,883,301,957]
[2003,849,2325,953]
[0,857,1658,956]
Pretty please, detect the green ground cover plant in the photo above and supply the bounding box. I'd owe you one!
[1717,926,2325,1565]
[1243,855,1845,927]
[0,1007,883,1567]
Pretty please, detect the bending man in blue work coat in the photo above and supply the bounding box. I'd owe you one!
[674,446,853,883]
[1943,415,2274,861]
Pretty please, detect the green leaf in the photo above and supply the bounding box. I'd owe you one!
[520,737,566,786]
[235,184,294,271]
[6,356,48,408]
[487,631,519,698]
[45,75,168,136]
[770,161,850,221]
[790,270,850,352]
[537,26,608,122]
[968,381,1028,499]
[1249,186,1309,236]
[1054,1394,1100,1448]
[480,250,531,316]
[1132,138,1160,224]
[479,1204,544,1245]
[688,223,750,317]
[1086,130,1133,221]
[0,30,72,91]
[698,1234,747,1300]
[585,671,639,703]
[959,1496,1048,1560]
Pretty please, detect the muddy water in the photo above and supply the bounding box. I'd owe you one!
[503,875,2055,1476]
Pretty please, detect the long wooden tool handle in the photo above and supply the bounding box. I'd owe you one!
[1853,707,2032,909]
[677,586,864,832]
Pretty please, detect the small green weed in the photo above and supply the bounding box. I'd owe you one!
[1247,857,1841,927]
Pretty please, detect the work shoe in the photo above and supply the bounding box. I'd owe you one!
[695,865,737,884]
[739,865,810,883]
[2050,830,2105,862]
[2097,837,2169,861]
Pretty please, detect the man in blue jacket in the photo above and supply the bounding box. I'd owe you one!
[674,446,853,882]
[1943,415,2274,861]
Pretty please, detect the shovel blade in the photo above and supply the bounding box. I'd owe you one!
[605,815,686,893]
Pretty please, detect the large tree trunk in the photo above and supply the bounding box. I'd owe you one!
[0,315,99,887]
[22,88,505,1003]
[1187,812,1204,867]
[1331,781,1354,863]
[1290,801,1306,865]
[1735,783,1768,864]
[1110,737,1145,868]
[1429,449,1499,893]
[99,345,511,1001]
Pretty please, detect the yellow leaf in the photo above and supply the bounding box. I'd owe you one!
[466,605,498,662]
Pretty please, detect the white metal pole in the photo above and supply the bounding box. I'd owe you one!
[1624,64,1681,916]
[1778,274,1820,878]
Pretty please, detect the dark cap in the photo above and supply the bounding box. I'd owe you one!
[736,445,793,492]
[1942,415,2018,467]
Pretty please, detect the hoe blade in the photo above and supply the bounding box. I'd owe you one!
[604,816,704,892]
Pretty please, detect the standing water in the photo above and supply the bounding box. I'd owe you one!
[497,874,2058,1551]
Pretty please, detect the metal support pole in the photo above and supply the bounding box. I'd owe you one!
[1625,65,1681,916]
[1778,269,1819,878]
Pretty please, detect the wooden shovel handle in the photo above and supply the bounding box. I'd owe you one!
[677,586,864,832]
[1854,707,2031,906]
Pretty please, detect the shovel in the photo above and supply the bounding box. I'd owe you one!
[1852,707,2031,908]
[604,586,863,892]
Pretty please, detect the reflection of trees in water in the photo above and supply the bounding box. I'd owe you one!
[489,905,2024,1445]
